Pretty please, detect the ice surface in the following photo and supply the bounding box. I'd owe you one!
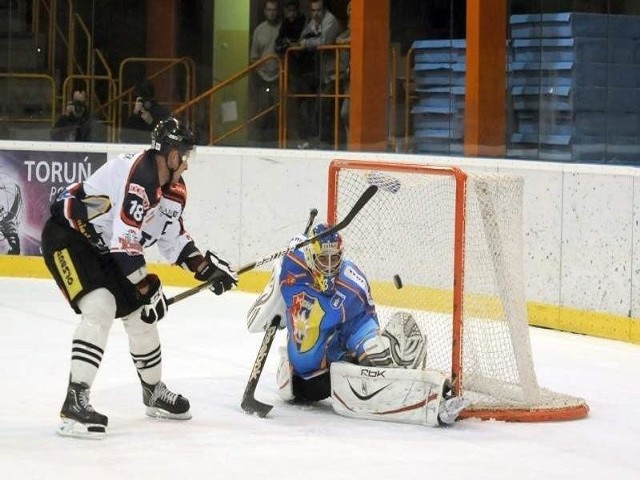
[1,278,639,480]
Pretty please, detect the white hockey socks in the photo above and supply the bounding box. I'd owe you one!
[72,288,116,386]
[123,308,162,385]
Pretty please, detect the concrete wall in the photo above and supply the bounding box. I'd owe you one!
[1,140,638,341]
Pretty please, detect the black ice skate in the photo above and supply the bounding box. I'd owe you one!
[58,381,108,439]
[142,380,191,420]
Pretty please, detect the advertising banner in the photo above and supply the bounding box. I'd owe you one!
[0,151,107,255]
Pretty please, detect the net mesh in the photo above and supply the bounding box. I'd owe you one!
[330,161,588,420]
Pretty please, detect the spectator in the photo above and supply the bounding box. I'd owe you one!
[297,0,342,148]
[275,0,307,145]
[249,0,282,146]
[275,0,306,57]
[50,90,105,142]
[121,78,171,144]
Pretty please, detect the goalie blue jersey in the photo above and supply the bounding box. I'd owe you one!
[279,250,381,379]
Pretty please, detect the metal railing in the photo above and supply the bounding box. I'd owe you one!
[61,74,118,142]
[0,73,56,136]
[116,56,196,138]
[20,3,404,149]
[173,54,282,146]
[281,44,350,150]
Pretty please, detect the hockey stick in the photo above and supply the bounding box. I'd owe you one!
[241,316,281,417]
[241,207,318,417]
[166,185,377,306]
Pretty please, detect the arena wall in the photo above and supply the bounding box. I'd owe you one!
[1,140,638,344]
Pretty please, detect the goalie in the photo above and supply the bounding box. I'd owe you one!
[247,223,467,426]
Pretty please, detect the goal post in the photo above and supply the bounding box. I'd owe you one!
[327,159,589,422]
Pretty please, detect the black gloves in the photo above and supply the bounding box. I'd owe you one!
[194,250,238,295]
[137,273,168,324]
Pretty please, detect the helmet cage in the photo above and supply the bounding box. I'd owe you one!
[304,224,343,291]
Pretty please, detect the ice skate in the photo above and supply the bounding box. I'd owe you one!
[438,395,470,426]
[58,381,108,440]
[142,380,191,420]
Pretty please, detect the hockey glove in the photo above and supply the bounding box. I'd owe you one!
[137,274,168,324]
[194,250,238,295]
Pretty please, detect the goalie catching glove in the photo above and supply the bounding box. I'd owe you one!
[137,273,168,324]
[193,250,238,295]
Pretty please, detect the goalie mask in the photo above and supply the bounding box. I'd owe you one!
[304,223,343,293]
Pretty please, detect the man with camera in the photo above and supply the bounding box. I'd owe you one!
[121,79,171,144]
[51,90,104,142]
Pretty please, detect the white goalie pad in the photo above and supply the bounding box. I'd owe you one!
[276,346,295,401]
[382,311,427,369]
[246,259,286,333]
[362,311,427,368]
[330,361,451,427]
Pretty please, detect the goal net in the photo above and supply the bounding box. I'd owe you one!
[328,160,588,421]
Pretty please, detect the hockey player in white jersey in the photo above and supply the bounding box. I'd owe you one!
[41,117,238,439]
[247,223,467,427]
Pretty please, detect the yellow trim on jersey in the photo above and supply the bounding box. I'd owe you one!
[1,255,638,345]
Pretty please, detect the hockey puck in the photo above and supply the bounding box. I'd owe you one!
[393,274,403,289]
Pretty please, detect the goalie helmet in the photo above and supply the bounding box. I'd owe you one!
[150,117,195,163]
[304,223,344,293]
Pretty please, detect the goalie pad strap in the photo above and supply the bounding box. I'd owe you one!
[330,361,448,427]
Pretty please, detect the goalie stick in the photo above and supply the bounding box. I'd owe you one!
[241,207,318,417]
[166,185,378,306]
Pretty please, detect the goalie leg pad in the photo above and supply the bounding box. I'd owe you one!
[276,346,295,401]
[330,361,453,426]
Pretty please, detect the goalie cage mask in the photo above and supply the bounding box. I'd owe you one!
[304,223,344,294]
